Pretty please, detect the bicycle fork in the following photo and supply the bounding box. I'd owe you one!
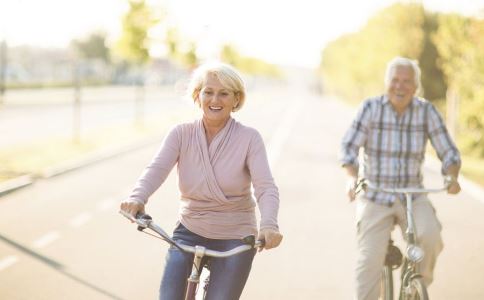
[185,246,206,300]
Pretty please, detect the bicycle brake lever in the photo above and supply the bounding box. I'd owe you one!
[242,235,255,246]
[135,213,152,231]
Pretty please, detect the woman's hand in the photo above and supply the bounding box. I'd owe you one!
[120,199,145,222]
[257,228,283,252]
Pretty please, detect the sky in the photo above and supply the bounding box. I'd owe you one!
[1,0,483,68]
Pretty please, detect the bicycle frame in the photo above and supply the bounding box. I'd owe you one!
[120,211,262,300]
[364,182,447,300]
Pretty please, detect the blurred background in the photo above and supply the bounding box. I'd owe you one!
[1,0,484,299]
[0,0,483,185]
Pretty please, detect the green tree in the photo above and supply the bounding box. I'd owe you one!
[434,14,484,156]
[320,3,430,101]
[71,32,110,62]
[220,44,281,77]
[165,28,198,68]
[115,0,158,64]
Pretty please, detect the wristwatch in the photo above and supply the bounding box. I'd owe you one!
[444,174,458,185]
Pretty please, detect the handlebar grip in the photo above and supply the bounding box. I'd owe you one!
[241,235,265,248]
[135,212,152,220]
[136,213,152,231]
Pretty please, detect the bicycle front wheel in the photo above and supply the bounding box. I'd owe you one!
[402,277,428,300]
[380,265,393,300]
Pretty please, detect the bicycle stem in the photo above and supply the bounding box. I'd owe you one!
[405,192,417,245]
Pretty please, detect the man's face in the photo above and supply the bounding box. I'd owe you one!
[387,66,417,112]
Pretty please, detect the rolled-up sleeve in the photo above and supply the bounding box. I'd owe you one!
[427,103,461,173]
[339,101,371,168]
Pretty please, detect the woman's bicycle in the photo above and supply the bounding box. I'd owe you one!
[361,180,449,300]
[120,211,264,300]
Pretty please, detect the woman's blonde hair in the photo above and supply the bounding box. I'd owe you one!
[187,62,246,112]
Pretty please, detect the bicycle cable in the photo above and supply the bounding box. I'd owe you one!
[140,229,204,273]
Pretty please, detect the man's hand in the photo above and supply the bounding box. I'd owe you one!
[257,228,283,252]
[346,178,358,201]
[445,175,461,194]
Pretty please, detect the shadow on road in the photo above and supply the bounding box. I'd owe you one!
[0,233,125,300]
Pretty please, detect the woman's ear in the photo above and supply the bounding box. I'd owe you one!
[194,92,201,107]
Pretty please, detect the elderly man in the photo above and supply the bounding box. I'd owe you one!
[340,57,461,300]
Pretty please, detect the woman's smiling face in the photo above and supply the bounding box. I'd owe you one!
[198,73,239,124]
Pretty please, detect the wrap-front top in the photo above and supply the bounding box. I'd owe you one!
[129,118,279,239]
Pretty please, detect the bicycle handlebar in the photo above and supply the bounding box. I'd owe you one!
[364,183,447,194]
[120,211,264,257]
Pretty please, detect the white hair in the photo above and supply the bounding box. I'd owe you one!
[384,57,422,95]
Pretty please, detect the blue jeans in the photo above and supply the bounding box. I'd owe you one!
[159,222,256,300]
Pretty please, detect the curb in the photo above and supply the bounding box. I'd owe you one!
[0,135,163,197]
[38,136,163,179]
[0,174,35,196]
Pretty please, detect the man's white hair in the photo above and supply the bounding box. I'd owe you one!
[384,57,422,95]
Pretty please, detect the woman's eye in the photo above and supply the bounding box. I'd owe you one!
[203,91,213,95]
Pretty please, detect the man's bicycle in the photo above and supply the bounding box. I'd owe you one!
[361,181,449,300]
[120,211,264,300]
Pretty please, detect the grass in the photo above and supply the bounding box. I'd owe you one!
[0,111,197,183]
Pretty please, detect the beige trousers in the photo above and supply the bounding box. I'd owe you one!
[354,195,443,300]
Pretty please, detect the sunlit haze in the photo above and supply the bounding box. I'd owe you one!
[1,0,482,68]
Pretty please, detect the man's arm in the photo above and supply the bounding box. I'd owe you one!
[343,164,359,201]
[444,163,461,194]
[340,100,371,201]
[426,103,461,194]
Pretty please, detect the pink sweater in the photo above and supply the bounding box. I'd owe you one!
[129,118,280,239]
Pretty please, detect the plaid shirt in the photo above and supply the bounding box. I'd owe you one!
[340,95,461,205]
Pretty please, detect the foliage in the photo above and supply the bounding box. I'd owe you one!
[115,0,158,65]
[71,32,110,62]
[165,27,198,68]
[320,3,440,102]
[220,44,281,77]
[434,15,484,156]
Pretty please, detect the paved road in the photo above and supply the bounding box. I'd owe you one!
[0,81,483,299]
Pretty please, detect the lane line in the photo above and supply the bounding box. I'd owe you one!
[97,197,117,212]
[69,212,93,228]
[33,231,60,249]
[0,256,18,271]
[266,101,303,167]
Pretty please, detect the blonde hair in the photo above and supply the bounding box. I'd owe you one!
[187,62,246,112]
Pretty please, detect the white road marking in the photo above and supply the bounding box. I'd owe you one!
[97,197,117,212]
[266,101,303,167]
[69,212,93,228]
[33,231,60,249]
[0,256,18,271]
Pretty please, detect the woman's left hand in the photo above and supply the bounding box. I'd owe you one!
[257,228,283,252]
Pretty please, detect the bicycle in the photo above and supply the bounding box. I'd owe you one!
[361,180,449,300]
[120,211,264,300]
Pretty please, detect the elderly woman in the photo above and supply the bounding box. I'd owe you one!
[120,62,283,300]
